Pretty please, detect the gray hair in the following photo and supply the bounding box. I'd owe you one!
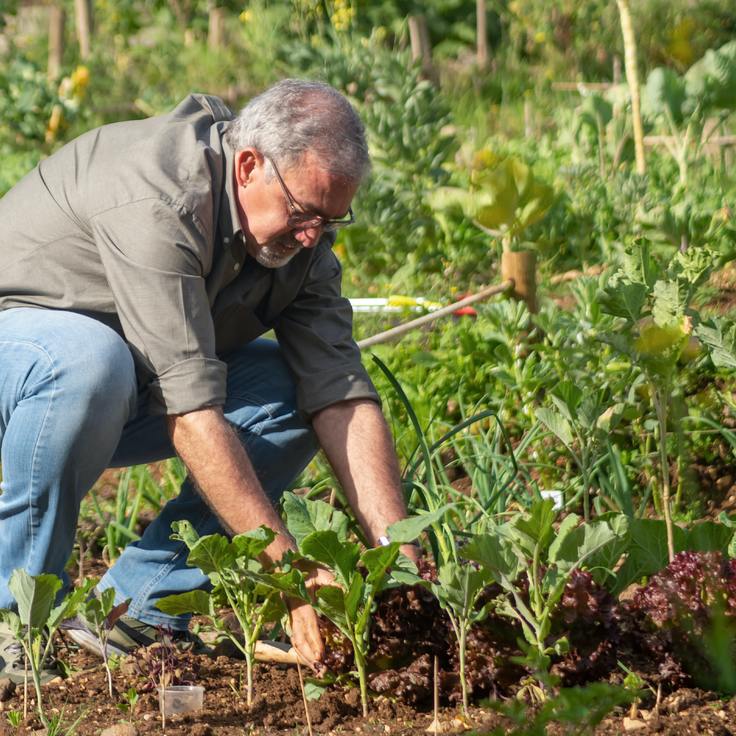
[225,79,370,182]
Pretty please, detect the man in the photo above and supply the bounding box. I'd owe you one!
[0,79,417,681]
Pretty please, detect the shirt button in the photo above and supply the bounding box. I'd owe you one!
[233,262,240,271]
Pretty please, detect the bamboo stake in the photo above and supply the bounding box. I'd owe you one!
[296,660,314,736]
[47,5,65,80]
[476,0,488,69]
[357,281,513,349]
[616,0,646,174]
[74,0,92,59]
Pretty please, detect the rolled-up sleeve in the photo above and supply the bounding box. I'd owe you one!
[275,244,379,418]
[91,198,226,415]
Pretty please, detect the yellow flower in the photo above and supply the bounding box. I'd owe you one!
[239,8,253,24]
[534,31,546,44]
[70,65,90,97]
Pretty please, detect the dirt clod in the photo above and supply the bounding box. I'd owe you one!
[0,678,15,702]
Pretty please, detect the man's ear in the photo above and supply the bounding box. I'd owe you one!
[234,148,259,188]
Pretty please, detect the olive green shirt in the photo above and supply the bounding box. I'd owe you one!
[0,94,378,417]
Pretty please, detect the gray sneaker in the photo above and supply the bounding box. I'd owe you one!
[0,622,60,685]
[63,612,211,658]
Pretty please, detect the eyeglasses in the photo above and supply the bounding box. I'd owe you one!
[265,154,355,233]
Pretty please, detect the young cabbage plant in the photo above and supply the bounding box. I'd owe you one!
[157,521,306,707]
[535,381,622,521]
[298,529,408,717]
[0,570,90,727]
[597,242,715,561]
[77,585,129,699]
[463,500,627,698]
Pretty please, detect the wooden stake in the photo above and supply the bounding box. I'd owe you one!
[296,660,314,736]
[208,6,226,50]
[426,655,442,733]
[616,0,646,174]
[501,251,537,313]
[476,0,488,69]
[47,5,65,80]
[408,15,434,80]
[74,0,92,59]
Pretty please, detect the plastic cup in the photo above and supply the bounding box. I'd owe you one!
[158,685,204,716]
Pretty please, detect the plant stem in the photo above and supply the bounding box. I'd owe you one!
[353,641,368,718]
[458,620,469,716]
[653,384,675,562]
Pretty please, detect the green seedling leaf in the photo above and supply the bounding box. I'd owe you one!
[614,518,687,594]
[509,499,556,555]
[597,280,647,322]
[170,519,201,549]
[232,526,276,560]
[156,590,213,617]
[315,585,348,632]
[9,569,62,630]
[185,534,237,577]
[48,579,95,630]
[301,531,360,588]
[304,679,329,701]
[387,505,453,544]
[282,492,350,546]
[462,532,520,581]
[695,320,736,370]
[547,514,581,563]
[643,66,686,123]
[362,543,400,587]
[536,408,573,447]
[550,516,629,585]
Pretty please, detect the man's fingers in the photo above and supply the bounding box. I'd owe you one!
[287,599,326,673]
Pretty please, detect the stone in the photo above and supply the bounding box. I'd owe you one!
[623,717,647,732]
[100,724,138,736]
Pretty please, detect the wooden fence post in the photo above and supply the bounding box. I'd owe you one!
[501,250,537,313]
[74,0,92,59]
[48,5,65,79]
[616,0,645,175]
[408,15,434,80]
[476,0,488,69]
[208,6,226,49]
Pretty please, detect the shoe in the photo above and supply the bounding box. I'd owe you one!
[62,611,212,658]
[0,622,60,685]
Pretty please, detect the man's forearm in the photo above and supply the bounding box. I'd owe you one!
[311,399,408,545]
[166,407,294,564]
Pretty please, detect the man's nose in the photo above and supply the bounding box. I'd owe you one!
[293,225,323,248]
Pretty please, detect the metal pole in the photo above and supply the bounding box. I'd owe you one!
[357,281,513,349]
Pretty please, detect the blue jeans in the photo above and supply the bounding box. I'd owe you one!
[0,308,318,629]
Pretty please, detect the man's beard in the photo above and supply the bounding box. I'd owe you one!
[249,236,303,268]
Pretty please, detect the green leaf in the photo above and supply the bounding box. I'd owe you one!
[186,534,237,578]
[315,586,348,633]
[362,543,400,588]
[536,408,573,446]
[301,531,360,588]
[643,67,686,124]
[8,569,62,630]
[156,590,213,617]
[304,679,329,701]
[462,532,520,581]
[651,280,684,327]
[550,516,629,586]
[597,280,647,322]
[232,526,276,561]
[695,320,736,370]
[613,519,687,594]
[686,521,733,554]
[282,492,350,546]
[387,505,453,544]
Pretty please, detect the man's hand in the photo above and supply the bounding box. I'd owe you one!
[286,597,326,672]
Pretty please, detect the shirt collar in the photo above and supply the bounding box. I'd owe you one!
[218,126,246,249]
